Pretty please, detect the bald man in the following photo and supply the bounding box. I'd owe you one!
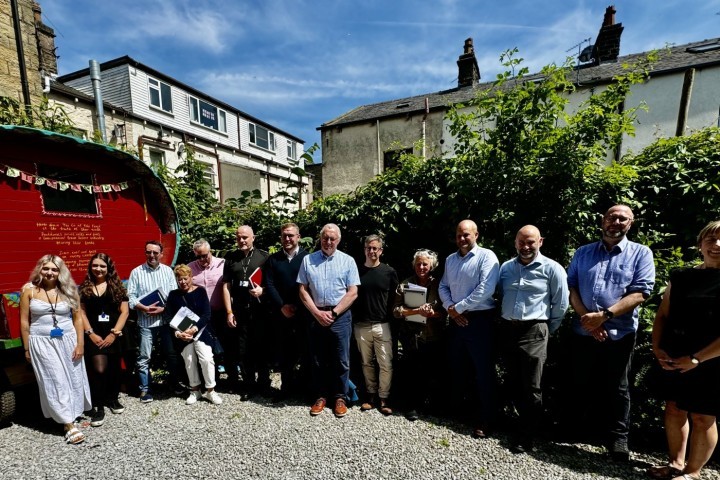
[497,225,568,453]
[439,219,499,439]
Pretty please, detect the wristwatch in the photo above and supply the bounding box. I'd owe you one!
[331,310,339,319]
[690,354,701,365]
[601,308,614,320]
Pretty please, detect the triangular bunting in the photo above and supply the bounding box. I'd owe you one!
[111,184,121,192]
[93,185,102,193]
[70,183,81,192]
[45,179,58,189]
[35,177,46,186]
[82,185,93,193]
[102,184,112,192]
[59,182,69,191]
[20,172,34,183]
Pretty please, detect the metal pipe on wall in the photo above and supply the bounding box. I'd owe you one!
[89,60,107,142]
[10,0,32,111]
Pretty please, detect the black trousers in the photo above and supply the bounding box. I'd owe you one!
[497,320,549,435]
[570,331,636,442]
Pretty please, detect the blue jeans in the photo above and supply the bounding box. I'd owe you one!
[309,310,352,400]
[136,324,180,393]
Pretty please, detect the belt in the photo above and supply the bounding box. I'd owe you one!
[503,318,547,326]
[317,305,337,311]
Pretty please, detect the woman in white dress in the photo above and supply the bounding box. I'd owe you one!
[19,255,91,444]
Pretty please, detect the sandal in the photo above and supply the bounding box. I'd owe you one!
[64,427,85,445]
[648,465,683,479]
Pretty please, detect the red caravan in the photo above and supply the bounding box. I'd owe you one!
[0,125,179,350]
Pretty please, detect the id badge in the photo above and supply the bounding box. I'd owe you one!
[240,280,249,287]
[50,327,63,338]
[98,314,110,322]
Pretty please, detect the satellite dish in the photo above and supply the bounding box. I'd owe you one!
[579,45,594,63]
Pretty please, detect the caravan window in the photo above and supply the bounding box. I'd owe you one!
[38,165,99,216]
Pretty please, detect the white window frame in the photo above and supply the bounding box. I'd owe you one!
[148,77,173,113]
[287,140,296,160]
[189,96,227,133]
[249,123,275,151]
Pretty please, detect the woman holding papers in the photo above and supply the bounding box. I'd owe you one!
[165,264,222,405]
[79,253,130,428]
[392,249,446,421]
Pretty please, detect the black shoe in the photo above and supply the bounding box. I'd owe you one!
[510,437,536,454]
[109,399,125,414]
[609,439,630,462]
[405,409,419,421]
[90,407,106,427]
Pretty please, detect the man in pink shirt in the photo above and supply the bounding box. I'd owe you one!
[188,239,226,373]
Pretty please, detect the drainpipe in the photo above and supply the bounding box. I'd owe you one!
[89,60,107,142]
[10,0,32,112]
[422,97,429,159]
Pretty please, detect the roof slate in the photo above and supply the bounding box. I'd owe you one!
[319,37,720,130]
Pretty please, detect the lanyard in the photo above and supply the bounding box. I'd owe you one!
[93,283,106,315]
[42,287,59,328]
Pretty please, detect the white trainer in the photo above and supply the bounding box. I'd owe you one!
[203,390,223,405]
[186,390,202,405]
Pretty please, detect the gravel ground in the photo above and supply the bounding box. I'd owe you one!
[2,387,720,480]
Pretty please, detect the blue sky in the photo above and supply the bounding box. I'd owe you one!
[41,0,720,160]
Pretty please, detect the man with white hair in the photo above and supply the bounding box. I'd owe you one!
[298,224,360,418]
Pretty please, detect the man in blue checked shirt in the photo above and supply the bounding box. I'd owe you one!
[298,223,360,418]
[439,219,499,440]
[566,205,655,462]
[127,240,182,403]
[497,225,568,453]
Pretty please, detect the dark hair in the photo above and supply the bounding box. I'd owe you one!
[145,240,163,252]
[79,252,128,305]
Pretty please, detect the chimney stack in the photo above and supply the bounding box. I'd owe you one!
[457,38,480,88]
[591,5,623,64]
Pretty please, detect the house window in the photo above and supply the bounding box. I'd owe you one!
[38,165,98,215]
[383,148,412,171]
[189,96,227,133]
[287,140,296,160]
[148,150,165,170]
[148,78,173,113]
[249,123,275,151]
[200,162,216,189]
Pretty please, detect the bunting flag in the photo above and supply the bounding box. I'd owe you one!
[0,163,138,194]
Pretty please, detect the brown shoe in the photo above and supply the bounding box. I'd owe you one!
[310,397,326,416]
[333,398,348,417]
[379,398,393,416]
[471,425,489,439]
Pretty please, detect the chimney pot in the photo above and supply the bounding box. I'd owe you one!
[457,38,480,88]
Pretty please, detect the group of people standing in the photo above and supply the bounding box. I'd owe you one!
[17,207,720,480]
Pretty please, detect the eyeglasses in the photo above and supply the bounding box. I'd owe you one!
[604,215,633,223]
[145,251,161,256]
[365,246,382,252]
[195,253,210,259]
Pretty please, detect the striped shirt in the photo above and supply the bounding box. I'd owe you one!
[297,249,360,307]
[127,262,177,328]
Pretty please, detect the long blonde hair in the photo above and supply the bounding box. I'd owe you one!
[28,254,80,310]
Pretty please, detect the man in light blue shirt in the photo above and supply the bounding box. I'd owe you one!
[439,219,499,439]
[298,223,360,418]
[127,240,180,403]
[497,225,568,453]
[566,205,655,461]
